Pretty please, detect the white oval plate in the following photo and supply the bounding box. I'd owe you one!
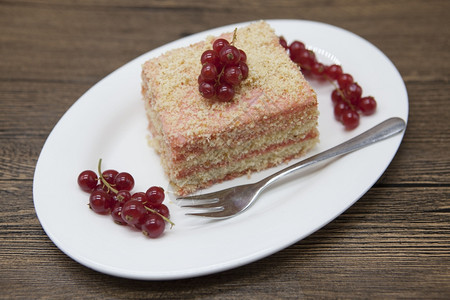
[33,19,408,280]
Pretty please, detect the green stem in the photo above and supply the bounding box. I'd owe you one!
[231,28,237,45]
[97,158,119,194]
[144,206,175,228]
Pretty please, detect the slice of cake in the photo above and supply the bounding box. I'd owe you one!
[141,21,319,196]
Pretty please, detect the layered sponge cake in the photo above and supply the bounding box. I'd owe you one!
[141,21,319,195]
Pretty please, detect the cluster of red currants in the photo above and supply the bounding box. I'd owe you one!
[198,31,249,102]
[279,37,377,130]
[77,160,173,238]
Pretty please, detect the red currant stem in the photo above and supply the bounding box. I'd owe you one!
[231,28,237,45]
[215,66,225,86]
[144,206,175,228]
[97,158,120,196]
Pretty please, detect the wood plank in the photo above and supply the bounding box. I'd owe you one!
[1,0,449,298]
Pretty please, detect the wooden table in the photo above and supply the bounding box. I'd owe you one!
[1,0,449,298]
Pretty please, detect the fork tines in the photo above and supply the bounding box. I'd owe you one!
[177,197,222,209]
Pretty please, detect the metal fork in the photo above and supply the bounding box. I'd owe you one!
[177,117,406,219]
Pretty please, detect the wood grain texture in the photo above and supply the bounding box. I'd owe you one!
[1,0,449,298]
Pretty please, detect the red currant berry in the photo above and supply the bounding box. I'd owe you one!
[223,65,243,86]
[290,48,306,64]
[89,190,113,214]
[306,50,317,65]
[358,96,377,115]
[111,202,126,225]
[238,61,249,79]
[279,36,288,49]
[93,183,109,193]
[78,170,98,193]
[331,89,344,105]
[121,199,147,226]
[114,172,134,191]
[337,73,354,89]
[288,41,306,61]
[113,190,131,204]
[311,62,326,77]
[131,192,147,202]
[296,49,316,69]
[238,49,247,62]
[198,74,208,84]
[324,64,343,80]
[101,169,118,185]
[145,186,165,207]
[301,67,312,77]
[219,45,241,65]
[216,83,235,102]
[341,109,360,130]
[141,213,165,238]
[200,63,218,81]
[334,101,350,122]
[199,81,215,98]
[155,203,170,219]
[201,49,220,66]
[345,82,363,105]
[212,38,230,54]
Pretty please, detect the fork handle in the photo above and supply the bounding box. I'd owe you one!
[257,117,406,189]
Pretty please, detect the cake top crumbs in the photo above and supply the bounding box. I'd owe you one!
[142,21,317,146]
